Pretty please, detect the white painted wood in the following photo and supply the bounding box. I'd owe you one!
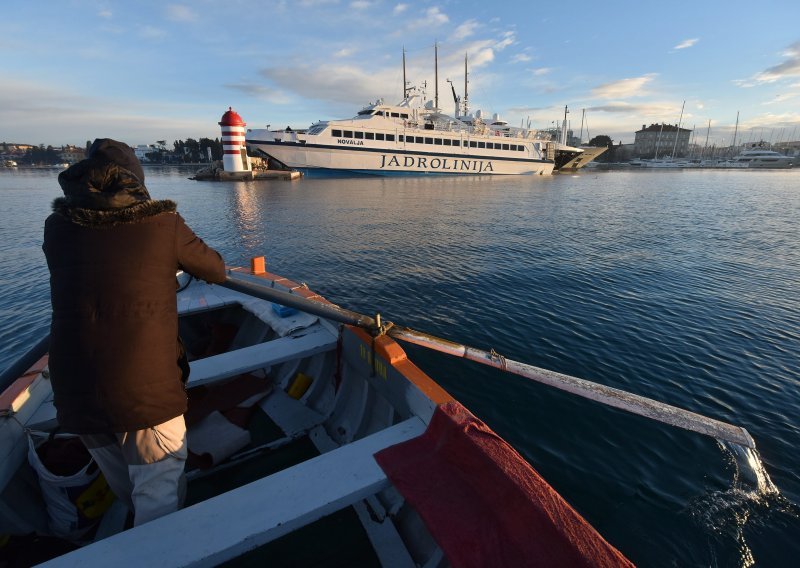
[40,417,426,568]
[176,282,239,316]
[353,500,416,568]
[187,326,336,387]
[259,388,325,437]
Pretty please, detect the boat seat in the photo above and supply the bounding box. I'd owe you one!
[40,416,426,567]
[187,326,337,388]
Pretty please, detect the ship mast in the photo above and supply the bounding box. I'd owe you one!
[434,42,439,111]
[463,53,469,116]
[731,111,740,154]
[402,47,408,100]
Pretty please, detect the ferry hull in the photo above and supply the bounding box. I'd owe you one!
[248,141,554,176]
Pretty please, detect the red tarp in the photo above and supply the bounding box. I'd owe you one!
[374,401,634,568]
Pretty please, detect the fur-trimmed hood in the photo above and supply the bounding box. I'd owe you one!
[54,156,176,227]
[51,196,177,227]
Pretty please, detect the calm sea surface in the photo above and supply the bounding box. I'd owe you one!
[1,166,799,566]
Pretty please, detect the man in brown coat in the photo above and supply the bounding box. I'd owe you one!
[43,138,226,525]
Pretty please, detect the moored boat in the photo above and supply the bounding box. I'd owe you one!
[731,146,794,168]
[1,260,635,566]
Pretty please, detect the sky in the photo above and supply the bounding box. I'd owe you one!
[2,0,800,148]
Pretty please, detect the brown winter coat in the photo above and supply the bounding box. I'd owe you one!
[43,158,226,434]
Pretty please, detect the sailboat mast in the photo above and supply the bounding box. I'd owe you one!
[703,119,711,159]
[671,100,685,158]
[579,109,586,144]
[561,106,569,145]
[731,111,739,152]
[434,42,439,111]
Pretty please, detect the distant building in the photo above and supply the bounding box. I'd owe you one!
[59,145,85,164]
[634,124,692,158]
[134,144,156,162]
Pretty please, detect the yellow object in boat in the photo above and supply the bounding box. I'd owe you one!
[287,372,313,399]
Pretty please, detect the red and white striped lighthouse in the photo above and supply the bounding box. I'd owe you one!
[219,107,250,172]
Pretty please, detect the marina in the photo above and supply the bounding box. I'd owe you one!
[1,167,798,566]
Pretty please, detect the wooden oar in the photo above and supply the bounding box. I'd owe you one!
[220,273,756,449]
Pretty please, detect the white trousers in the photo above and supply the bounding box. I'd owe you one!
[80,415,188,527]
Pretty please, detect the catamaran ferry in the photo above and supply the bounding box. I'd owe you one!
[246,47,568,176]
[246,94,556,176]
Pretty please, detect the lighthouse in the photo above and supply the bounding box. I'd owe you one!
[219,107,250,172]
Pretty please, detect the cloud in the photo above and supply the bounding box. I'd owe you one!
[674,38,699,50]
[511,53,532,63]
[166,4,198,23]
[762,92,799,105]
[411,7,449,28]
[98,9,112,19]
[452,20,479,41]
[258,64,396,105]
[350,0,371,8]
[586,101,678,116]
[393,3,408,14]
[531,67,551,76]
[495,31,515,50]
[0,78,213,145]
[592,74,657,99]
[736,41,800,86]
[225,83,293,104]
[334,48,355,58]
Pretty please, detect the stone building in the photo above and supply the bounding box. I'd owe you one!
[634,124,692,158]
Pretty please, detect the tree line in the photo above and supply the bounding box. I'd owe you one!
[1,138,226,165]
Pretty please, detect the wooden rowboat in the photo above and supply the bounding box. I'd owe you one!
[0,259,644,566]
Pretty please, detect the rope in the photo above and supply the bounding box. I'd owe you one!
[489,348,508,371]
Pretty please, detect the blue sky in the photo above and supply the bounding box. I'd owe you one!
[2,1,799,147]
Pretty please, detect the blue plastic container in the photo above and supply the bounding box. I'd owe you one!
[271,303,298,318]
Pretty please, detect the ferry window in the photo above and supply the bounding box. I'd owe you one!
[332,129,342,137]
[443,139,452,146]
[401,113,409,119]
[434,138,443,145]
[518,145,525,152]
[343,130,353,138]
[416,137,424,144]
[452,140,460,147]
[357,110,373,116]
[425,137,433,144]
[502,144,509,150]
[398,135,404,142]
[478,142,486,149]
[391,112,400,118]
[366,132,375,140]
[376,133,385,140]
[355,131,364,139]
[386,134,395,141]
[469,141,477,148]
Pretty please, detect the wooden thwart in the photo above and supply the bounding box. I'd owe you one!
[41,417,426,568]
[187,326,337,387]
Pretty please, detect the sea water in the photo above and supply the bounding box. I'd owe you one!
[1,166,799,566]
